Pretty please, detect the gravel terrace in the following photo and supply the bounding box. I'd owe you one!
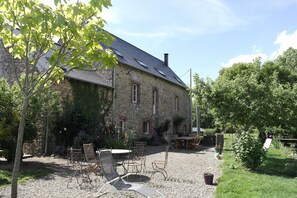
[0,145,222,198]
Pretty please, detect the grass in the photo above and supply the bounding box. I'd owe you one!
[216,134,297,198]
[0,165,53,188]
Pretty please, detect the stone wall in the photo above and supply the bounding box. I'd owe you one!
[112,63,190,136]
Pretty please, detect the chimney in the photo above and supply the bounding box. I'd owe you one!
[164,53,169,66]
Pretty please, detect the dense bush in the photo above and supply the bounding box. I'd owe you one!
[232,129,266,170]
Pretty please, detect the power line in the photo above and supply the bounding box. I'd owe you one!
[179,69,190,78]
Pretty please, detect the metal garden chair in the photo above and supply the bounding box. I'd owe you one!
[95,150,164,197]
[151,145,169,180]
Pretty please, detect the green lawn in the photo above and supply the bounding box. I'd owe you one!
[216,134,297,198]
[0,166,53,188]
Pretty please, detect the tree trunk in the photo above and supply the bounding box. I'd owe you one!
[11,96,29,198]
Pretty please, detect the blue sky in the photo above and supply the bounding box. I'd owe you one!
[41,0,297,85]
[100,0,297,85]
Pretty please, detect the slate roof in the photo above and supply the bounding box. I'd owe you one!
[17,27,187,89]
[109,34,188,88]
[65,69,112,88]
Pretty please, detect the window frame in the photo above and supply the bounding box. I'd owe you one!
[175,95,179,111]
[119,119,125,133]
[132,83,140,104]
[143,120,151,135]
[152,88,158,115]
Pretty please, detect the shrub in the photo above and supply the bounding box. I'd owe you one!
[232,129,266,170]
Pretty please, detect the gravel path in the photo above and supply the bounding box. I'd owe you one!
[0,145,222,198]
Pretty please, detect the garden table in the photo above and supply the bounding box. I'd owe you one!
[174,136,195,149]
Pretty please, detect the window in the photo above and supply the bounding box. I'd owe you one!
[175,96,179,111]
[143,120,151,135]
[155,67,166,76]
[135,59,148,69]
[119,120,125,133]
[112,48,124,58]
[153,89,158,115]
[132,83,140,103]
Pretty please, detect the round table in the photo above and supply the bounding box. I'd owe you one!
[97,149,131,155]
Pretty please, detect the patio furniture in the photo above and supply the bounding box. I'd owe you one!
[67,147,83,188]
[263,138,272,150]
[97,149,131,172]
[67,146,100,188]
[190,135,202,150]
[95,150,163,197]
[132,141,147,172]
[151,145,169,180]
[174,136,195,149]
[67,147,82,168]
[124,145,146,176]
[77,144,101,184]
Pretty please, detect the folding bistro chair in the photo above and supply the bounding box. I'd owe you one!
[190,135,202,150]
[95,150,164,197]
[151,145,169,180]
[82,143,101,182]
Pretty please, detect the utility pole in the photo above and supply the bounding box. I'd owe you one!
[190,68,192,134]
[196,106,201,134]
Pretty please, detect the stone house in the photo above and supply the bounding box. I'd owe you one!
[0,33,191,154]
[63,34,191,136]
[105,35,191,136]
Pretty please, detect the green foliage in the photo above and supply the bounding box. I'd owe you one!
[191,74,215,128]
[0,167,53,187]
[172,114,185,127]
[100,124,130,149]
[53,79,111,149]
[209,50,297,138]
[0,78,61,162]
[217,134,297,198]
[203,128,217,136]
[232,129,266,170]
[0,0,116,195]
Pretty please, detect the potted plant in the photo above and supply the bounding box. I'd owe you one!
[203,172,214,185]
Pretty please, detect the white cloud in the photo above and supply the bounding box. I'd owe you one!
[222,30,297,68]
[221,53,268,68]
[270,30,297,59]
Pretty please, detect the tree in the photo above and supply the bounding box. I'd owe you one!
[210,52,297,139]
[191,74,214,129]
[0,78,19,162]
[0,77,61,162]
[0,0,117,197]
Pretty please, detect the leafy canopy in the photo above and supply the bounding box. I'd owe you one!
[0,0,117,96]
[0,1,117,196]
[210,50,297,137]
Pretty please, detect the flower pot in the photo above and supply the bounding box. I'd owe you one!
[204,174,214,185]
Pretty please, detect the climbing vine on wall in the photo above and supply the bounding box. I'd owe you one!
[54,79,112,150]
